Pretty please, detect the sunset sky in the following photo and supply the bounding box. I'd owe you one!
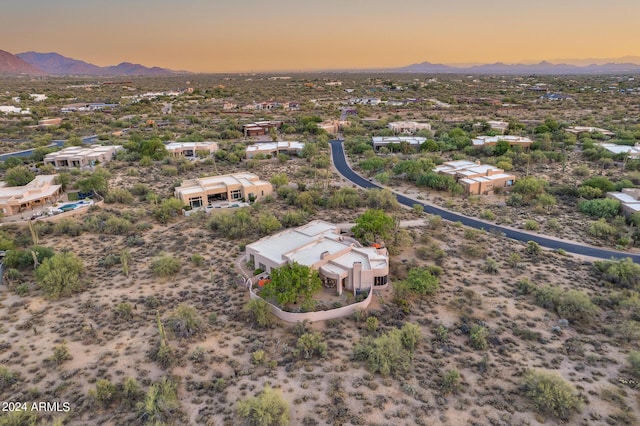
[2,0,639,73]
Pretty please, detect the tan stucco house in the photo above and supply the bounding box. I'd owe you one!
[0,175,62,216]
[245,220,389,296]
[435,160,516,195]
[174,173,272,208]
[44,145,123,168]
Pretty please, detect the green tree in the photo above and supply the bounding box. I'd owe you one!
[260,262,322,308]
[269,173,289,188]
[578,198,620,218]
[4,166,34,186]
[294,332,327,359]
[35,251,85,298]
[166,305,204,339]
[352,208,394,243]
[76,168,111,195]
[244,298,273,328]
[400,267,439,295]
[237,384,289,426]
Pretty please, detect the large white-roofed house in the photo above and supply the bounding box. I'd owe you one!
[245,220,389,296]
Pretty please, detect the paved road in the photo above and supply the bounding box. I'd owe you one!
[0,135,99,162]
[330,139,640,262]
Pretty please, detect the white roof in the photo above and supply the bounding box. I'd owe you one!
[372,136,426,145]
[472,135,532,146]
[598,143,640,155]
[246,141,304,153]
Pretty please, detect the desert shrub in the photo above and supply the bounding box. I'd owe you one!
[4,246,55,270]
[280,210,308,227]
[237,384,289,426]
[485,258,499,274]
[4,166,34,186]
[366,316,379,332]
[0,367,19,392]
[526,241,541,255]
[578,198,620,218]
[533,286,597,323]
[160,165,178,176]
[353,323,420,377]
[587,218,617,238]
[581,176,614,192]
[244,298,273,328]
[523,370,582,420]
[136,377,181,425]
[150,255,181,278]
[166,305,204,339]
[260,262,321,307]
[441,369,461,395]
[573,165,590,176]
[190,253,204,266]
[207,209,253,238]
[595,258,640,290]
[35,251,85,298]
[90,379,118,408]
[470,324,489,350]
[480,209,495,220]
[576,185,602,199]
[53,218,83,236]
[256,212,282,235]
[153,197,183,224]
[524,220,539,231]
[51,340,72,364]
[115,302,133,321]
[122,377,143,409]
[329,187,363,209]
[130,183,150,196]
[628,351,640,377]
[104,216,132,235]
[400,267,439,295]
[105,188,134,205]
[294,332,327,359]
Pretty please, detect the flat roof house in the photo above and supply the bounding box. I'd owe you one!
[246,141,305,159]
[566,126,615,137]
[165,142,218,157]
[44,145,123,168]
[372,136,426,152]
[597,143,640,159]
[174,173,272,208]
[607,189,640,216]
[242,121,283,137]
[245,220,389,296]
[472,135,532,149]
[0,175,62,216]
[387,121,432,135]
[435,160,516,195]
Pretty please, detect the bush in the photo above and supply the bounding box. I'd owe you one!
[4,166,34,186]
[628,351,640,377]
[294,332,327,359]
[470,324,489,350]
[581,176,614,192]
[53,218,83,236]
[353,323,420,377]
[151,255,181,278]
[578,198,620,218]
[5,246,55,270]
[533,286,597,323]
[441,369,461,395]
[523,370,582,420]
[136,377,181,424]
[244,298,273,328]
[51,340,72,364]
[166,305,204,339]
[35,251,85,298]
[595,258,640,290]
[105,188,134,204]
[191,253,204,266]
[399,267,439,295]
[91,379,118,408]
[237,384,289,426]
[524,220,539,231]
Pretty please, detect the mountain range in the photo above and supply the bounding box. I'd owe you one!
[2,49,640,75]
[0,50,187,76]
[393,60,640,74]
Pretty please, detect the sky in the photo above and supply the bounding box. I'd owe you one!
[2,0,640,73]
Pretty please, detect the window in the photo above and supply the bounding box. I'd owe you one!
[189,197,202,208]
[230,189,242,200]
[374,275,388,286]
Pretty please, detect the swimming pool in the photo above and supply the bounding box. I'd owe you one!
[55,200,93,212]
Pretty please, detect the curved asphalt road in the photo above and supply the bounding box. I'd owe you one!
[330,140,640,263]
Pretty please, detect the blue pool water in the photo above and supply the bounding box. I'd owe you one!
[58,201,90,211]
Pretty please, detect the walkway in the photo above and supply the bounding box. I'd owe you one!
[329,139,640,262]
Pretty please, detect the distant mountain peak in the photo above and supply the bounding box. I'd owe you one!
[15,51,189,76]
[0,49,43,74]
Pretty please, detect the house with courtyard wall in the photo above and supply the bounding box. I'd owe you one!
[245,220,389,296]
[174,173,272,208]
[472,135,532,149]
[165,141,218,157]
[0,175,62,216]
[44,145,123,168]
[371,136,426,152]
[435,160,516,195]
[245,141,304,159]
[387,121,433,135]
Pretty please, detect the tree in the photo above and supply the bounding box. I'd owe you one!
[578,199,620,218]
[76,168,111,195]
[400,267,439,295]
[237,384,289,426]
[35,251,85,298]
[260,262,322,308]
[4,166,34,186]
[244,298,273,328]
[136,377,181,424]
[352,208,394,243]
[154,198,184,223]
[269,173,288,188]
